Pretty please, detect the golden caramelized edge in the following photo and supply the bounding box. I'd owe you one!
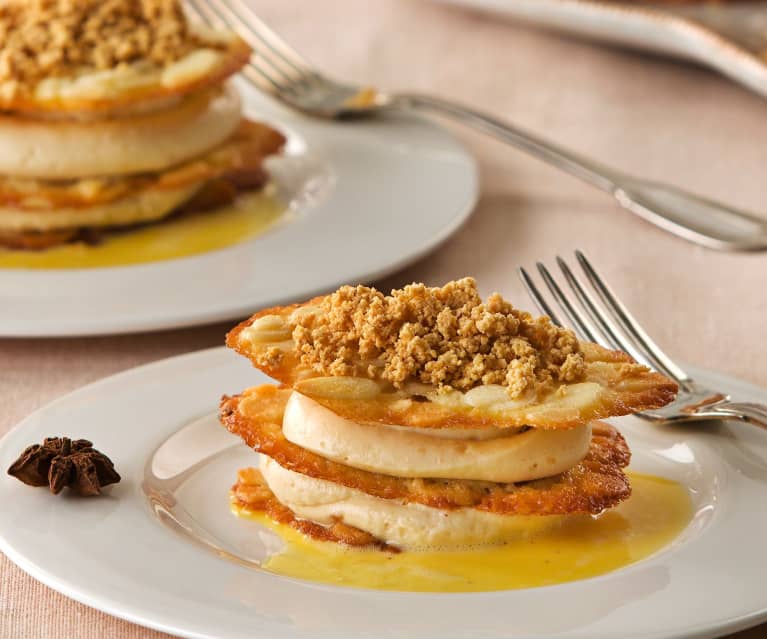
[226,298,313,353]
[220,385,632,516]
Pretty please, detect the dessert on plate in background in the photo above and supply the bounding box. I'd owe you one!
[0,0,284,254]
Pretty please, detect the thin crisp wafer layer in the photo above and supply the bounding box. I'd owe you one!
[220,385,632,516]
[0,38,252,117]
[226,301,678,431]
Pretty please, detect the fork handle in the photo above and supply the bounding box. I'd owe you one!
[393,93,767,251]
[699,401,767,430]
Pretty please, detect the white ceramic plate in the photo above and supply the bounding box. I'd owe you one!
[0,81,477,337]
[436,0,767,99]
[2,347,767,639]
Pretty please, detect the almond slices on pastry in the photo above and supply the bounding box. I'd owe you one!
[227,281,677,431]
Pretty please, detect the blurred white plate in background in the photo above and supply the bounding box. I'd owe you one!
[0,80,477,337]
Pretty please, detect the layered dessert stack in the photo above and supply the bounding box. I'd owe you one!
[221,279,677,550]
[0,0,284,249]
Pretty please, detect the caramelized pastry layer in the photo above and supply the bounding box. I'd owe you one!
[229,296,677,431]
[0,0,251,116]
[221,385,632,517]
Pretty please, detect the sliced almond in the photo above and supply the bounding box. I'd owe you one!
[242,315,291,344]
[519,382,603,420]
[162,49,222,88]
[296,376,382,400]
[462,384,509,408]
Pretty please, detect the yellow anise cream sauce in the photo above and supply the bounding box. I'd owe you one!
[233,472,692,593]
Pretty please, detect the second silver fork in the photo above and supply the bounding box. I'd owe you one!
[186,0,767,252]
[520,251,767,430]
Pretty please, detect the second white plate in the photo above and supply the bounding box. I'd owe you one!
[0,81,477,337]
[2,348,767,639]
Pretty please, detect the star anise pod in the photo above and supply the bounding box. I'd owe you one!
[7,437,120,496]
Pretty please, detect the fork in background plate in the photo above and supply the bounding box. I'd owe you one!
[185,0,767,252]
[519,251,767,430]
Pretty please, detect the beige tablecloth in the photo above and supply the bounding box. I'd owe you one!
[3,1,767,637]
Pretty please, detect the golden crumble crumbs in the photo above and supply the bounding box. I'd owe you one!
[292,278,587,399]
[0,0,227,91]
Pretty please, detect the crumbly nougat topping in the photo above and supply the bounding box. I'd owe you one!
[292,278,586,398]
[0,0,226,90]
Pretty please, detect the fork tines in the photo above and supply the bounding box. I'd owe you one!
[184,0,314,95]
[518,251,689,387]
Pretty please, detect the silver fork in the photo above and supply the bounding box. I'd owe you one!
[185,0,767,252]
[519,251,767,429]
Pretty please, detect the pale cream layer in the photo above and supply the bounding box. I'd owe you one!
[260,455,563,549]
[0,83,241,179]
[282,392,592,482]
